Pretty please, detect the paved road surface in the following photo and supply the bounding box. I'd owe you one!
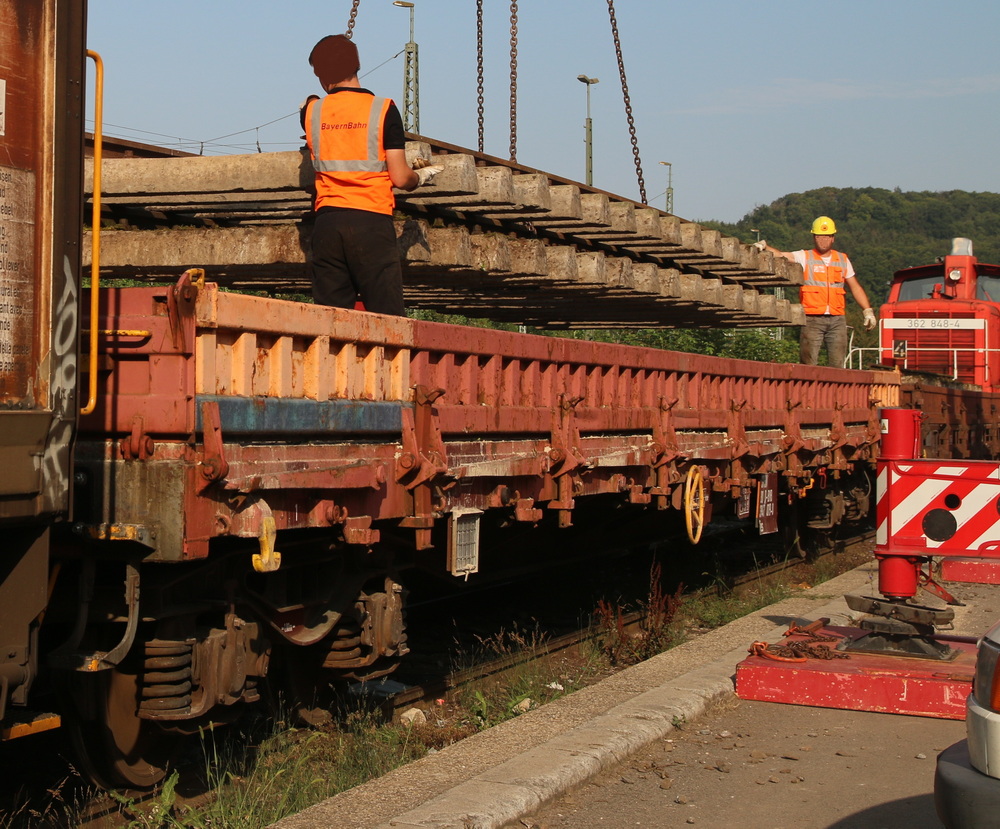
[509,695,962,828]
[508,578,999,829]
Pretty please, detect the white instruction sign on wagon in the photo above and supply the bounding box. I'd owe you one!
[0,164,36,400]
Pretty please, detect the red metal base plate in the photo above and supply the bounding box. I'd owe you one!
[941,557,1000,585]
[735,625,977,719]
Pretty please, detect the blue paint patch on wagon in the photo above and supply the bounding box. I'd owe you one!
[196,396,407,435]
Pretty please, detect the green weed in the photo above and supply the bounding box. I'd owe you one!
[595,562,685,666]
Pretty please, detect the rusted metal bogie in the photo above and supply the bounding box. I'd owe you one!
[799,466,872,530]
[138,618,270,722]
[321,578,408,681]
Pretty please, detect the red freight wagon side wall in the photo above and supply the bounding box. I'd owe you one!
[76,281,896,560]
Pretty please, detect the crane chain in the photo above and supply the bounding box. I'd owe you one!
[345,0,360,38]
[477,0,485,153]
[509,1,518,163]
[606,0,647,204]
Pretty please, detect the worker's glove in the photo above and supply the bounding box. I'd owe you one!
[298,96,320,140]
[751,239,767,252]
[414,165,444,186]
[863,308,877,330]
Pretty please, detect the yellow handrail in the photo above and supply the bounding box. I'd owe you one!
[81,49,103,416]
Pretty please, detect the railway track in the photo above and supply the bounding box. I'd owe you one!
[384,529,876,716]
[3,528,872,828]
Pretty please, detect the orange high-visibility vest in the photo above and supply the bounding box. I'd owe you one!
[305,92,394,215]
[800,250,849,315]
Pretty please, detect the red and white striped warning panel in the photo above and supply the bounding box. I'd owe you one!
[877,459,1000,556]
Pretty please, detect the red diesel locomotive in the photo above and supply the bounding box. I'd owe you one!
[875,238,1000,459]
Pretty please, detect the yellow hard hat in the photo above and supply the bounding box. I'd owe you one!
[811,216,837,235]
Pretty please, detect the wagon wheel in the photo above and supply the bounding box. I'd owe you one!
[65,666,180,790]
[684,465,706,545]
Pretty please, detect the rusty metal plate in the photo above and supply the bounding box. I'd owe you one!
[0,0,84,520]
[756,472,779,534]
[0,0,44,407]
[0,165,37,402]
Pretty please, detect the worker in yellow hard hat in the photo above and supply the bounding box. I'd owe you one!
[756,217,876,367]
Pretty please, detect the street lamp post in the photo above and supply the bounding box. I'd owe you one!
[393,1,419,133]
[659,161,673,214]
[577,75,599,186]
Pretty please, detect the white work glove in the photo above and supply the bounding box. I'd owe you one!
[751,239,767,252]
[414,165,444,187]
[863,308,877,330]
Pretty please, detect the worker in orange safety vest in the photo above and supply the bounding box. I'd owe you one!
[758,216,876,367]
[301,34,442,316]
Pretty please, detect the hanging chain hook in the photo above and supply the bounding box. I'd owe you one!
[477,0,485,153]
[345,0,361,39]
[606,0,647,204]
[509,1,518,163]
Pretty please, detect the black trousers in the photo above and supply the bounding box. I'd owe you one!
[310,208,405,316]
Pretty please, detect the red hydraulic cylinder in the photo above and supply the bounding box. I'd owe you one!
[879,407,922,460]
[875,408,925,600]
[878,552,921,599]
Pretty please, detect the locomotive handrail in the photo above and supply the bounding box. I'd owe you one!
[848,344,999,385]
[82,49,104,416]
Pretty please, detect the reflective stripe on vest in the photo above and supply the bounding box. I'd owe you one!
[801,249,847,315]
[306,93,394,214]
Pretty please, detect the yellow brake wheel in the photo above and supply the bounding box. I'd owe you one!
[684,466,705,545]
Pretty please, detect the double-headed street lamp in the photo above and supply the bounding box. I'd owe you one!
[393,1,419,133]
[577,74,599,186]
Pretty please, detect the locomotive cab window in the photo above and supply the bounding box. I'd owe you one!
[897,274,944,302]
[977,274,1000,302]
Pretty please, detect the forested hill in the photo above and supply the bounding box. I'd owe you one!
[704,187,1000,307]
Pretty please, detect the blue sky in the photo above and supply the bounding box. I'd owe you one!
[86,1,1000,224]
